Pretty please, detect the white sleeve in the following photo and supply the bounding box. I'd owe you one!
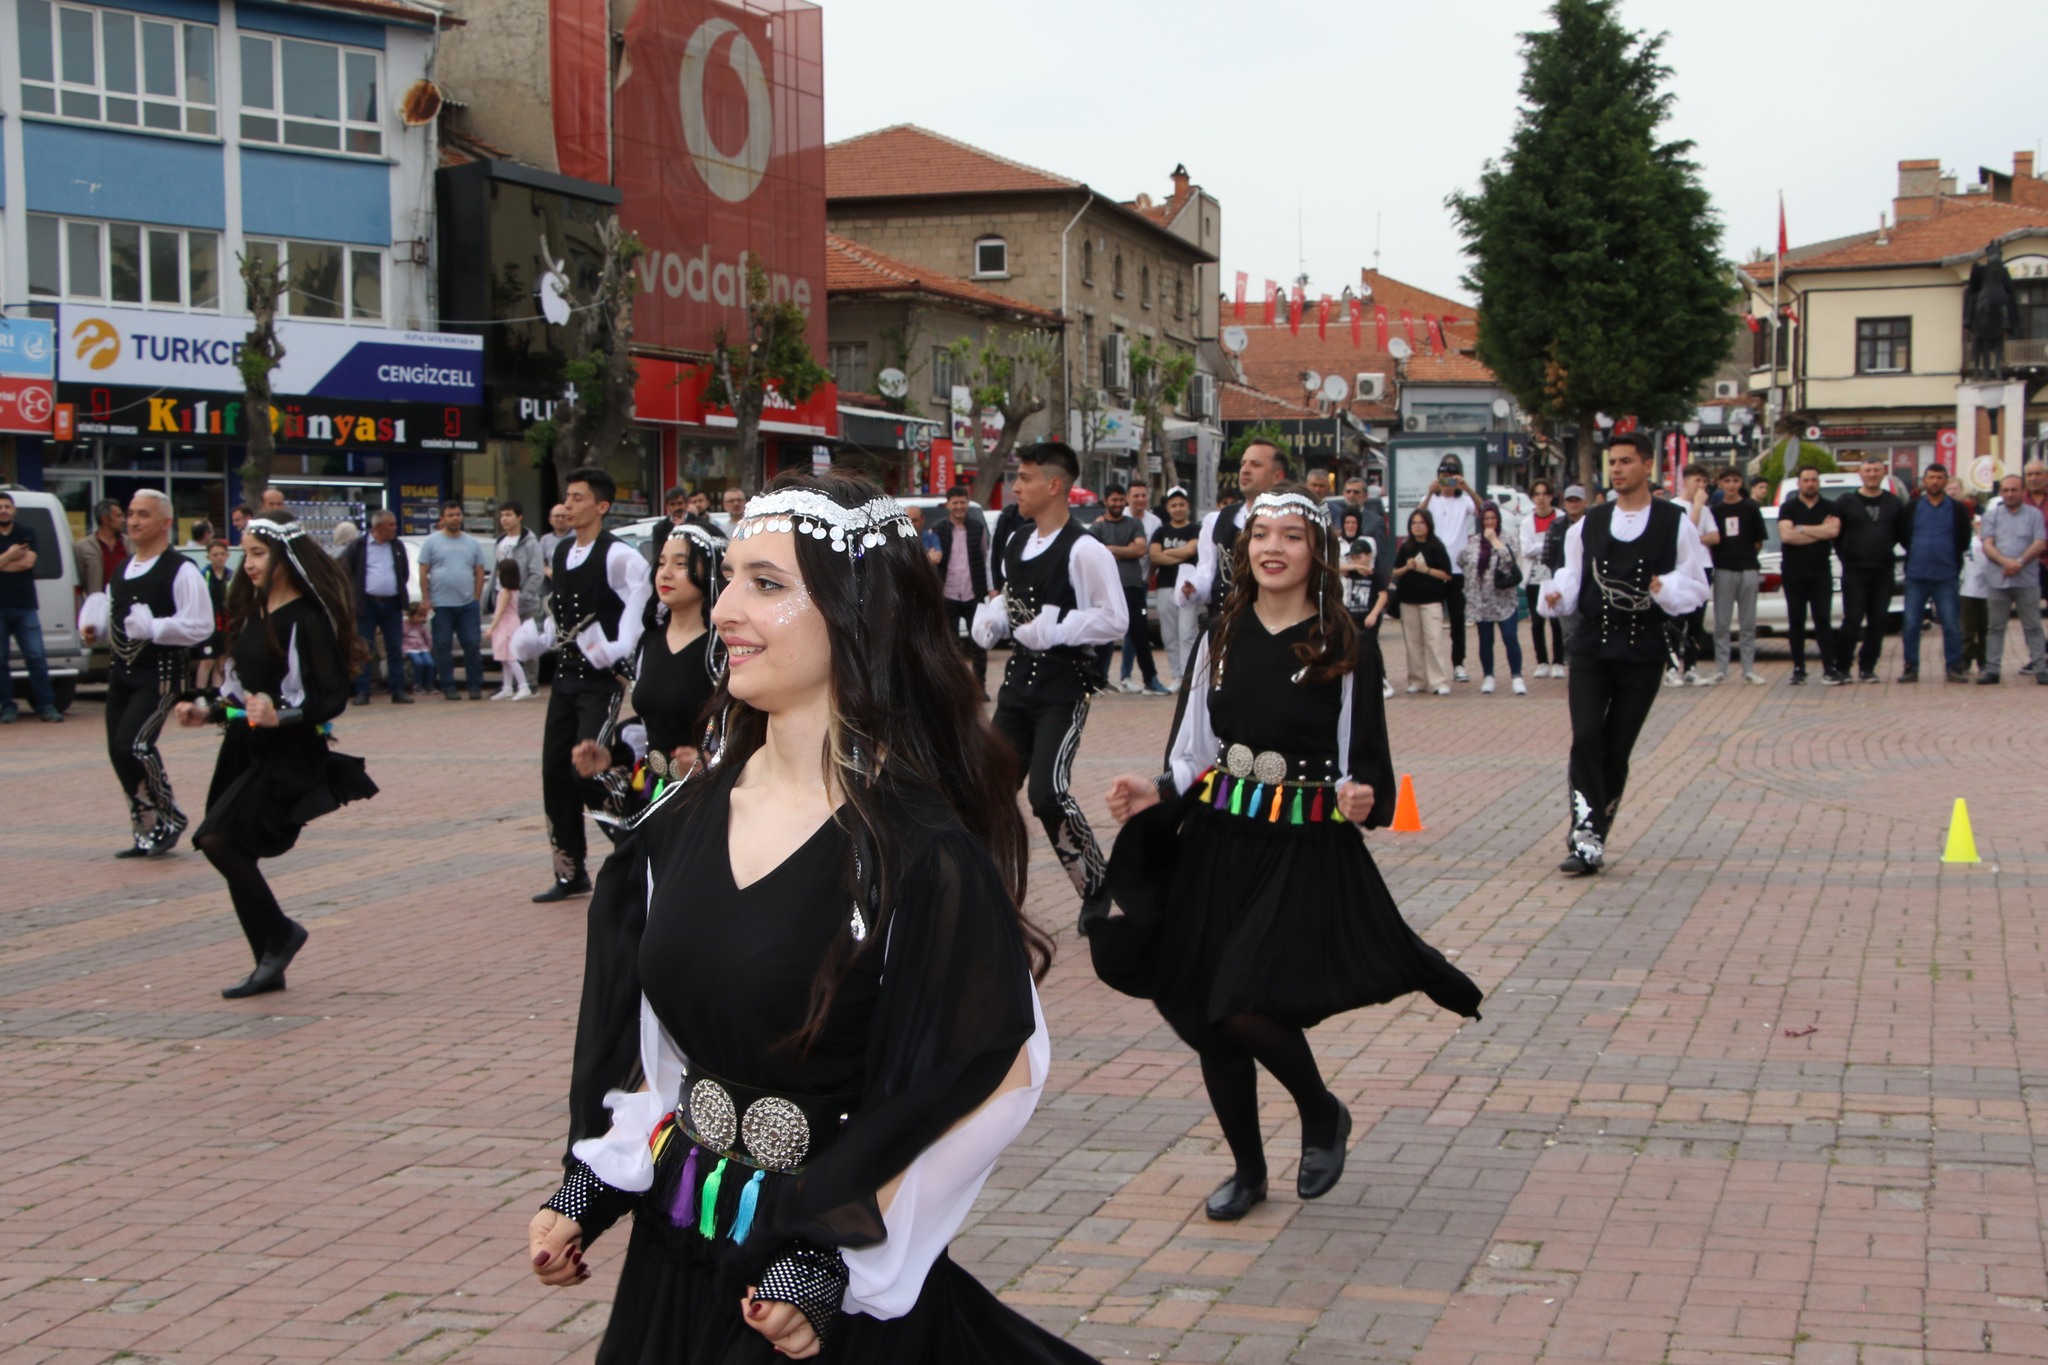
[1164,636,1217,794]
[571,987,687,1194]
[1186,511,1222,605]
[841,986,1049,1320]
[1050,535,1128,648]
[606,543,654,662]
[279,625,305,708]
[153,561,217,646]
[969,596,1010,649]
[79,591,110,636]
[1651,513,1713,617]
[1538,520,1585,618]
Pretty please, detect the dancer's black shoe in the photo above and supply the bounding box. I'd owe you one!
[1297,1101,1352,1200]
[222,920,308,999]
[1205,1173,1267,1221]
[532,872,592,903]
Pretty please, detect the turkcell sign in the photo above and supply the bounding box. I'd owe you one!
[58,306,481,403]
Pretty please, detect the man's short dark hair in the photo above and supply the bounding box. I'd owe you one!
[0,491,14,505]
[94,498,124,524]
[1018,441,1080,488]
[664,485,687,503]
[946,483,970,499]
[1607,432,1648,455]
[1924,462,1947,477]
[1681,463,1710,482]
[1529,479,1553,497]
[499,499,524,519]
[1716,465,1743,481]
[567,466,618,505]
[441,502,465,517]
[1103,483,1127,498]
[233,503,256,520]
[1244,439,1293,478]
[1795,464,1820,478]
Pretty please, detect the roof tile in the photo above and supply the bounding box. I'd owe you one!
[826,125,1079,199]
[825,234,1063,323]
[1745,198,2048,278]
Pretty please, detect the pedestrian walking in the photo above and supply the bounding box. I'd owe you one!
[1701,465,1767,684]
[1459,503,1526,695]
[1977,474,2046,685]
[1832,456,1905,683]
[1423,457,1484,682]
[1520,481,1566,677]
[971,442,1128,932]
[78,490,212,856]
[1094,487,1481,1223]
[1090,485,1167,694]
[933,484,990,696]
[529,473,1094,1365]
[1777,464,1844,684]
[0,492,62,723]
[489,561,534,700]
[1150,488,1202,686]
[417,503,490,699]
[342,510,413,703]
[1896,463,1974,683]
[174,518,376,998]
[1538,434,1711,876]
[1392,508,1454,695]
[530,468,653,903]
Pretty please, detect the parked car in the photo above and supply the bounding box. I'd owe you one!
[2,487,86,712]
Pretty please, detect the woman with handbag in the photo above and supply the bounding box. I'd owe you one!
[1458,503,1527,695]
[1093,487,1481,1224]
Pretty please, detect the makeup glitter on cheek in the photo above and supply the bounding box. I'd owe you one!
[768,583,813,629]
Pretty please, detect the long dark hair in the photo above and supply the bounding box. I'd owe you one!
[226,519,370,673]
[695,472,1046,1053]
[1212,481,1356,686]
[1404,506,1436,544]
[646,524,723,636]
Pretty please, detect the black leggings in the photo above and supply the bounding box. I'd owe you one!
[1167,1006,1341,1181]
[196,831,291,963]
[1524,584,1565,664]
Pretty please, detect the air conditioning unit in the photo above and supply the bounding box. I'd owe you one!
[1101,333,1132,392]
[1404,414,1424,431]
[1713,380,1740,400]
[1186,372,1217,419]
[1355,372,1387,403]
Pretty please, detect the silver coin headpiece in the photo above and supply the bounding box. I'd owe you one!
[729,489,918,557]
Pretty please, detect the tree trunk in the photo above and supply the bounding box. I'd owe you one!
[735,395,766,492]
[1576,409,1601,494]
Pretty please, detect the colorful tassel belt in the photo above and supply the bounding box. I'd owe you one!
[631,748,691,800]
[648,1071,856,1247]
[1198,744,1344,825]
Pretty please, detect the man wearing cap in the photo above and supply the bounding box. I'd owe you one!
[1425,456,1485,681]
[1539,435,1711,876]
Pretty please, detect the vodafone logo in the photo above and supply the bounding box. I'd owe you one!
[678,19,773,203]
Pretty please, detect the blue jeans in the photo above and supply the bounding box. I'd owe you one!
[0,605,56,714]
[430,601,484,695]
[1900,576,1961,672]
[355,595,408,698]
[1477,613,1524,679]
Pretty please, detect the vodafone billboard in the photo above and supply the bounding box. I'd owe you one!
[609,0,825,357]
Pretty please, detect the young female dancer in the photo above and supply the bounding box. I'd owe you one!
[1097,486,1482,1221]
[526,475,1095,1363]
[174,519,377,998]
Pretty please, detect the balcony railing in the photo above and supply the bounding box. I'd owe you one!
[2006,336,2048,369]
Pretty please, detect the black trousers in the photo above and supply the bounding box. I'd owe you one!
[993,695,1103,902]
[945,598,987,689]
[1835,565,1892,677]
[541,682,622,875]
[1447,574,1468,667]
[1524,584,1565,665]
[105,676,182,837]
[1565,655,1663,849]
[1782,568,1835,674]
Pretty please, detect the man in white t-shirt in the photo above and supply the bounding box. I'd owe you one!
[1424,454,1484,682]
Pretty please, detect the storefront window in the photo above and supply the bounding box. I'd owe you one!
[676,435,737,494]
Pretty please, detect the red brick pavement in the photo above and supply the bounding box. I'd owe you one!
[3,618,2046,1365]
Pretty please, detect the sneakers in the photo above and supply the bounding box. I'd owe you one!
[1976,672,2000,685]
[1945,668,1970,683]
[1744,671,1768,686]
[1116,676,1142,694]
[1859,671,1880,684]
[1406,683,1423,694]
[0,710,14,724]
[490,687,517,700]
[1790,669,1806,685]
[1663,667,1684,687]
[1510,676,1527,695]
[512,686,535,700]
[37,708,63,723]
[1683,668,1701,686]
[1453,665,1470,683]
[532,871,593,903]
[1433,684,1451,696]
[1480,675,1496,694]
[1705,671,1727,686]
[1897,667,1919,682]
[1383,679,1395,699]
[1820,671,1846,687]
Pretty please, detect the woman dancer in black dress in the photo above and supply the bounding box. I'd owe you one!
[527,474,1096,1363]
[174,519,377,998]
[560,523,725,1169]
[1096,487,1481,1222]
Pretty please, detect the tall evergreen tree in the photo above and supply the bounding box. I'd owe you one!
[1449,0,1735,490]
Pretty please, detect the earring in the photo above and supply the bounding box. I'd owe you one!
[708,633,729,684]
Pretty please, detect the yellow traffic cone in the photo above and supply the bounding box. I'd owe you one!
[1941,798,1979,864]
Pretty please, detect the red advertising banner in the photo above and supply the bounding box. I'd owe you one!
[549,0,610,182]
[929,437,954,495]
[1374,305,1389,351]
[1263,280,1278,327]
[610,0,827,356]
[0,377,54,435]
[1233,272,1247,320]
[633,356,838,435]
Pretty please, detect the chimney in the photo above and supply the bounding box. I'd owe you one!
[2019,151,2037,181]
[1170,163,1190,202]
[1893,158,1941,223]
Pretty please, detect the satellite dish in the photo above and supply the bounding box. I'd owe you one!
[1303,370,1323,393]
[1322,374,1349,402]
[1491,398,1512,419]
[398,79,443,126]
[877,367,908,399]
[1221,325,1249,354]
[1386,337,1412,361]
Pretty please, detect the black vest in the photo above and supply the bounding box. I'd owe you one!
[1569,500,1683,664]
[551,531,628,690]
[110,552,191,686]
[1209,505,1245,601]
[1001,521,1097,705]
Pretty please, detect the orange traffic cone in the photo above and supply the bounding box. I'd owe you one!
[1391,773,1426,832]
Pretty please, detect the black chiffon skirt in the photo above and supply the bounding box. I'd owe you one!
[193,724,377,859]
[1096,795,1481,1029]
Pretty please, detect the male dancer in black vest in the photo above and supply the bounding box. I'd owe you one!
[79,489,214,856]
[972,442,1128,931]
[1185,438,1290,615]
[1538,435,1711,876]
[533,467,651,902]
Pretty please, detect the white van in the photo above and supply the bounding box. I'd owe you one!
[2,487,85,712]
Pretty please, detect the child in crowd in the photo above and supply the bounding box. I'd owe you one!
[1960,507,1990,674]
[402,600,436,695]
[489,561,532,700]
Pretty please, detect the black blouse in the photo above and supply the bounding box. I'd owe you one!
[632,623,713,756]
[1393,538,1452,605]
[227,596,350,725]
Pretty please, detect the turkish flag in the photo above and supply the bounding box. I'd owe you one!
[1349,297,1363,347]
[1233,271,1247,320]
[1263,280,1278,326]
[1317,294,1331,340]
[1425,315,1445,353]
[1374,305,1389,351]
[1289,286,1304,336]
[1399,309,1417,347]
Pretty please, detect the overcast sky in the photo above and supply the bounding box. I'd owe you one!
[822,0,2043,307]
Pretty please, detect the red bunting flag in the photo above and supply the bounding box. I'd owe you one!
[1374,305,1389,351]
[1425,315,1446,353]
[1289,285,1305,336]
[1263,280,1278,327]
[1399,309,1417,347]
[1743,314,1761,333]
[1349,297,1363,348]
[1317,294,1331,340]
[1233,272,1247,320]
